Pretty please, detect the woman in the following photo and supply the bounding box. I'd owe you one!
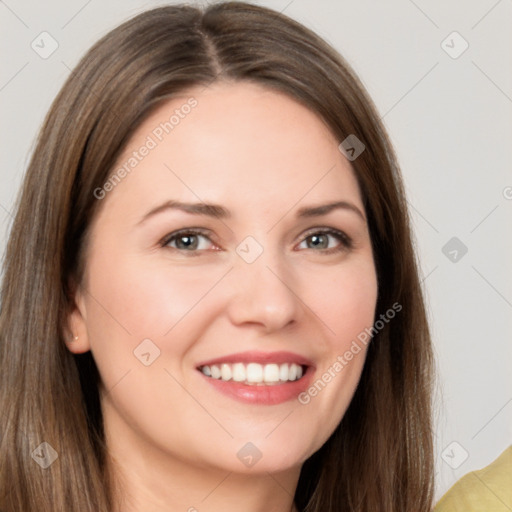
[0,3,434,511]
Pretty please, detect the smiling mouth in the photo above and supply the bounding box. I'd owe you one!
[198,362,307,386]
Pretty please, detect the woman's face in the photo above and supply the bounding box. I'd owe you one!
[69,82,378,476]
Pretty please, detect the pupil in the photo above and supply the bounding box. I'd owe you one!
[178,235,197,250]
[310,234,327,249]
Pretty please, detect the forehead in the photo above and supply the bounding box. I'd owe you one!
[99,81,363,221]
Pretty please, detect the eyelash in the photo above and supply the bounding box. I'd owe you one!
[298,227,353,253]
[160,227,352,255]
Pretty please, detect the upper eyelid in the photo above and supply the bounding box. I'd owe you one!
[299,226,348,238]
[294,224,350,238]
[161,227,214,243]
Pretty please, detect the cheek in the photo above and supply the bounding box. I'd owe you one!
[292,256,377,441]
[307,255,378,345]
[87,243,228,331]
[83,251,230,379]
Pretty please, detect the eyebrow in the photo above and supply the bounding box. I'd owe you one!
[138,200,230,224]
[296,201,366,221]
[138,199,365,224]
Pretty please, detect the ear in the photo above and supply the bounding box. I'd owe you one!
[64,287,92,354]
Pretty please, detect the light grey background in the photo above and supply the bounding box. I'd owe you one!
[1,0,511,501]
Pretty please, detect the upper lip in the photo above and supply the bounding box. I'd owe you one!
[196,350,315,369]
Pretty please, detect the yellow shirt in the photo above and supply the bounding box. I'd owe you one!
[435,446,512,511]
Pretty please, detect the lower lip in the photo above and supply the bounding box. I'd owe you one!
[198,367,314,405]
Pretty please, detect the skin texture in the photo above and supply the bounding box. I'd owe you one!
[67,82,378,512]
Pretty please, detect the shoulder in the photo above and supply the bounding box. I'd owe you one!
[434,446,512,512]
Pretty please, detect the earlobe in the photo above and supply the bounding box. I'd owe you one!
[64,293,91,354]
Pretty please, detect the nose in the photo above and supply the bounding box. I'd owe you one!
[226,249,302,333]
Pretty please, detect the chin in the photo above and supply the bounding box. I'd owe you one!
[223,437,315,475]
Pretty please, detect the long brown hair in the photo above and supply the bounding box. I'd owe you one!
[0,3,434,511]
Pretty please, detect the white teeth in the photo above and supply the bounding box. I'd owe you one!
[199,362,305,385]
[279,363,289,381]
[246,363,263,383]
[221,363,232,381]
[232,363,246,382]
[210,365,221,379]
[263,363,280,383]
[288,363,297,381]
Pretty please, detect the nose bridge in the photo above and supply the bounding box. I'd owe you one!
[227,240,300,330]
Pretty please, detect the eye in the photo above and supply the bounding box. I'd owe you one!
[161,229,216,252]
[297,228,352,253]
